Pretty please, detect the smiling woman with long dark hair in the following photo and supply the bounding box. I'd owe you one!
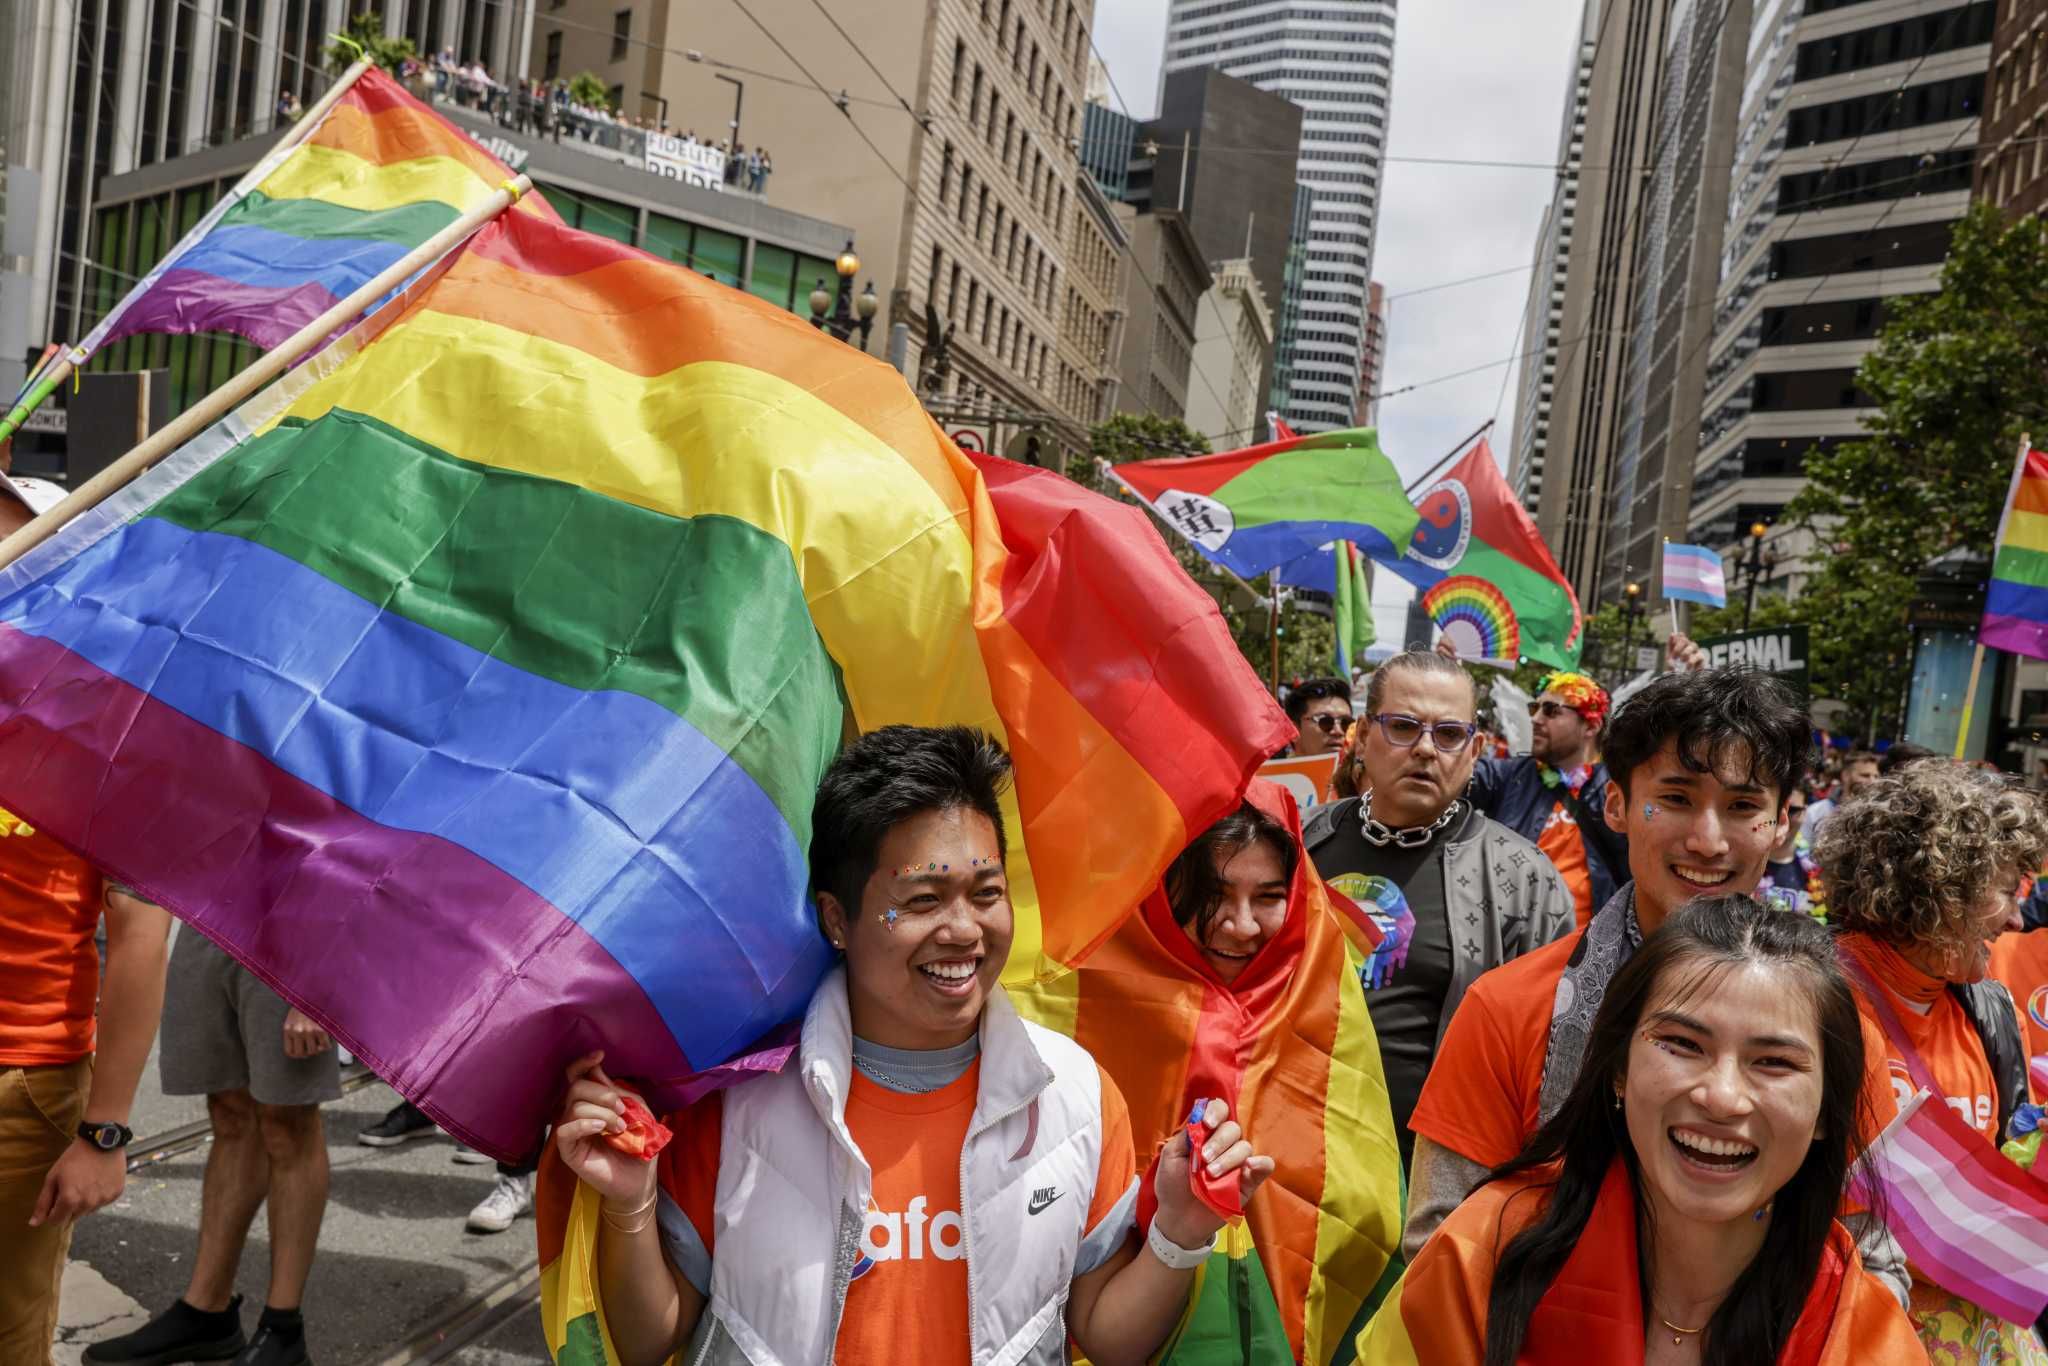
[1357,896,1920,1364]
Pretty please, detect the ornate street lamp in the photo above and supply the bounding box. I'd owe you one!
[809,240,877,351]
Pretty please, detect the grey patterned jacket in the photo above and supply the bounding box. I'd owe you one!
[1302,796,1577,1049]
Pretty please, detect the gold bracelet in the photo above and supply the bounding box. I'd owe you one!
[600,1190,659,1234]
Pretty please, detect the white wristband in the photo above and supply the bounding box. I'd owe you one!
[1146,1217,1216,1271]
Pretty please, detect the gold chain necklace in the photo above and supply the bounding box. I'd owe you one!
[1658,1317,1705,1347]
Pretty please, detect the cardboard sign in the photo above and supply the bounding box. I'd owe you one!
[1257,752,1340,810]
[1693,624,1809,701]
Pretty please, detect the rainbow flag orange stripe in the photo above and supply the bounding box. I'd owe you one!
[87,65,555,355]
[1011,784,1402,1363]
[0,205,1290,1182]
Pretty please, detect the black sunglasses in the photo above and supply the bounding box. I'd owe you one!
[1309,712,1354,734]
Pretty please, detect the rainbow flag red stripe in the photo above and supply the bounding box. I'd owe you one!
[86,65,555,355]
[0,206,1289,1162]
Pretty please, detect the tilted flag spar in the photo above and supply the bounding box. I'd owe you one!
[0,207,1292,1160]
[0,61,557,442]
[1394,438,1583,669]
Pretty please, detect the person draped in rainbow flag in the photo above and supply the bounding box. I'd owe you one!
[1011,780,1405,1363]
[1359,896,1921,1364]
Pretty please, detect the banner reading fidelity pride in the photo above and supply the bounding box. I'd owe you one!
[0,208,1290,1158]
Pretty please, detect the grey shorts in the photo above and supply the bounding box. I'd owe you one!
[159,928,340,1107]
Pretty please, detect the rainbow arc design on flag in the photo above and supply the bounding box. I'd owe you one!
[1982,444,2048,661]
[87,65,556,355]
[0,207,1289,1161]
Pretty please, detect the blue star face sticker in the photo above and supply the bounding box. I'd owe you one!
[1643,803,1659,821]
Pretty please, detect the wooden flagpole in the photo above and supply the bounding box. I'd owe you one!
[0,174,532,575]
[0,59,374,445]
[1955,432,2032,760]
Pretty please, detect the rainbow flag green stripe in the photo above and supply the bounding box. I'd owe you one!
[216,189,463,246]
[148,409,843,842]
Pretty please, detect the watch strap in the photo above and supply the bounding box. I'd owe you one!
[1145,1218,1216,1271]
[77,1120,133,1150]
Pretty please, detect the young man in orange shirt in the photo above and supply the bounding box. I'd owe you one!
[1400,666,1810,1260]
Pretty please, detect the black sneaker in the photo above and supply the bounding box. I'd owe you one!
[84,1296,245,1365]
[356,1100,435,1147]
[230,1325,309,1366]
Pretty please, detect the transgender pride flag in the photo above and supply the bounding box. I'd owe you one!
[1661,541,1728,608]
[1849,1088,2048,1325]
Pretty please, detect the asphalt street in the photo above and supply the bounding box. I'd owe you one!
[54,1023,552,1366]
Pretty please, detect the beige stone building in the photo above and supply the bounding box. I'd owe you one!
[529,0,1107,455]
[1186,257,1271,449]
[1115,209,1211,423]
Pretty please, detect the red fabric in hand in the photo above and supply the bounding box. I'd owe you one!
[602,1094,674,1161]
[1185,1101,1243,1220]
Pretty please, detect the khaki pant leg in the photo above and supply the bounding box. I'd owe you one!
[0,1058,92,1366]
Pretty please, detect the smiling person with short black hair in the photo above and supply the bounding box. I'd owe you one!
[546,725,1274,1366]
[1402,666,1815,1261]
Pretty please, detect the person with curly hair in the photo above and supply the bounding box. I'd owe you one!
[1817,760,2048,1358]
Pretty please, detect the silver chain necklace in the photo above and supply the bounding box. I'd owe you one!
[1358,789,1461,849]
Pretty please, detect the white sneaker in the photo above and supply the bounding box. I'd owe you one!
[466,1171,535,1234]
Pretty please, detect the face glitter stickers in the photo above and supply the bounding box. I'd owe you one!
[1643,803,1659,821]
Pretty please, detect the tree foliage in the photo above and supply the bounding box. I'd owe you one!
[567,71,614,111]
[325,12,417,76]
[1784,204,2048,740]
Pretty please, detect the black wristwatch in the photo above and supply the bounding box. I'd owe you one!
[77,1120,133,1151]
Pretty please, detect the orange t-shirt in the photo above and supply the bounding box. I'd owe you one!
[0,828,107,1065]
[1852,985,2002,1146]
[1406,930,1581,1169]
[660,1060,1139,1364]
[1991,929,2048,1067]
[1534,799,1594,928]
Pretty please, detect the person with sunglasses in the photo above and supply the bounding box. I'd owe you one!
[1282,677,1354,759]
[1455,661,1627,929]
[1303,648,1574,1166]
[1758,784,1821,916]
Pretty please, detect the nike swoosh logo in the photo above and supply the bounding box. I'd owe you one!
[1026,1192,1063,1215]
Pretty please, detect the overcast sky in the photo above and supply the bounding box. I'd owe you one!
[1091,0,1586,640]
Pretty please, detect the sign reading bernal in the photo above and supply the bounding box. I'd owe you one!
[1693,624,1810,702]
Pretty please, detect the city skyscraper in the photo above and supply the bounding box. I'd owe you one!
[1162,0,1396,433]
[1508,1,1600,515]
[1689,0,1991,597]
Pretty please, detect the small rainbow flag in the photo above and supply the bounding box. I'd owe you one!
[1981,444,2048,661]
[1108,427,1420,579]
[0,206,1290,1160]
[82,64,555,355]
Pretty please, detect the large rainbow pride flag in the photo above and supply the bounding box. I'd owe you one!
[1981,444,2048,662]
[83,64,556,355]
[0,205,1290,1159]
